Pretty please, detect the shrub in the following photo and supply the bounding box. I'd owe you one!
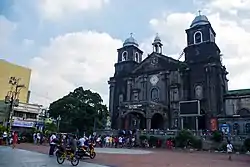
[174,129,193,148]
[139,135,148,141]
[191,138,202,150]
[210,131,223,143]
[244,138,250,151]
[174,130,202,149]
[149,136,158,147]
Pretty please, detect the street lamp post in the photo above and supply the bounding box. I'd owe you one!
[57,115,61,132]
[5,77,25,144]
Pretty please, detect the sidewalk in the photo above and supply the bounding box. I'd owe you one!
[0,146,109,167]
[13,143,250,167]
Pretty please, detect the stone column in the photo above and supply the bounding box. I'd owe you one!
[118,115,124,129]
[108,80,115,127]
[127,79,132,101]
[146,118,151,130]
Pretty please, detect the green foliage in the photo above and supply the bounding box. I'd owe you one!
[190,138,202,150]
[174,129,202,149]
[48,87,109,134]
[0,125,7,134]
[175,129,193,148]
[45,122,57,134]
[210,131,223,143]
[244,138,250,151]
[149,136,158,147]
[139,135,148,141]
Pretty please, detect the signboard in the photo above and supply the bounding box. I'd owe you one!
[210,118,218,131]
[126,104,142,109]
[219,124,230,135]
[179,100,200,116]
[12,120,34,128]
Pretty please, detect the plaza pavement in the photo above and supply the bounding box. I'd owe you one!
[0,146,110,167]
[7,143,250,167]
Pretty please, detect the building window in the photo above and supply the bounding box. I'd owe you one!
[194,31,203,44]
[122,51,128,61]
[246,123,250,133]
[135,52,139,62]
[151,88,159,101]
[133,92,139,101]
[119,94,123,105]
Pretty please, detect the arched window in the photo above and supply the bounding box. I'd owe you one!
[246,123,250,133]
[151,88,159,101]
[194,31,203,44]
[233,123,240,135]
[135,52,139,62]
[122,51,128,61]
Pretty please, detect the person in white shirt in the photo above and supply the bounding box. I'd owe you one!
[3,132,7,145]
[49,133,57,156]
[79,137,86,147]
[105,136,110,147]
[227,141,233,160]
[118,136,123,147]
[37,133,41,144]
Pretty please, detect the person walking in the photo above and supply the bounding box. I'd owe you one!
[49,133,57,156]
[227,140,233,160]
[12,131,18,149]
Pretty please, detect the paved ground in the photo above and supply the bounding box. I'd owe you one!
[11,143,250,167]
[0,146,109,167]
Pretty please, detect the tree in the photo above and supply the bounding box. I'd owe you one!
[48,87,109,135]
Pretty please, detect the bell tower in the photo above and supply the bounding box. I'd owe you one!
[115,33,143,76]
[152,33,163,54]
[183,12,228,129]
[184,12,220,63]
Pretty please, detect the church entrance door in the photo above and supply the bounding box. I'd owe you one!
[124,112,146,130]
[151,113,164,129]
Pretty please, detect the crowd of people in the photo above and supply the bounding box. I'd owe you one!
[46,132,138,157]
[1,131,19,149]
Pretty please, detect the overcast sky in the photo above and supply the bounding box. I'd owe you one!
[1,0,250,107]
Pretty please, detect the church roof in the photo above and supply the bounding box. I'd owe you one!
[190,15,210,28]
[226,89,250,96]
[123,34,139,47]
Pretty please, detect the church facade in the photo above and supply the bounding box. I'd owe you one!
[108,14,228,130]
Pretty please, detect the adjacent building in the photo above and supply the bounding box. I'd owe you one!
[220,89,250,134]
[108,14,229,130]
[11,102,43,131]
[0,59,44,131]
[0,59,31,103]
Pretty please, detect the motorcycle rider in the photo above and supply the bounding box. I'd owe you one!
[69,135,77,155]
[78,136,86,148]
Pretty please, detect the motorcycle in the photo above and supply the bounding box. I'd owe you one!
[76,143,96,159]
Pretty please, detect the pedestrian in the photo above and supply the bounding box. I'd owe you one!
[49,133,57,156]
[12,131,18,149]
[227,140,233,160]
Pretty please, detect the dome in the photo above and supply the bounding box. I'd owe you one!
[153,34,161,43]
[190,15,210,28]
[123,33,139,47]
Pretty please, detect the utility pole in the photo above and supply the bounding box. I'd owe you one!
[57,115,61,132]
[5,77,25,143]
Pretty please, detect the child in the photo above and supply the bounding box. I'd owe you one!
[227,141,233,160]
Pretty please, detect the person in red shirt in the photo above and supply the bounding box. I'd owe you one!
[12,131,18,149]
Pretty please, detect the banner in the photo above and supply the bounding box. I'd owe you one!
[12,120,34,128]
[210,118,218,131]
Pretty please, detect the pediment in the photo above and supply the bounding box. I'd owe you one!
[132,52,185,74]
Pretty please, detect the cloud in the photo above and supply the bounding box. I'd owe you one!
[0,15,16,46]
[29,31,122,106]
[148,10,250,90]
[207,0,250,12]
[38,0,110,21]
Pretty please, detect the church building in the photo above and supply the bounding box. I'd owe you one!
[108,14,229,130]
